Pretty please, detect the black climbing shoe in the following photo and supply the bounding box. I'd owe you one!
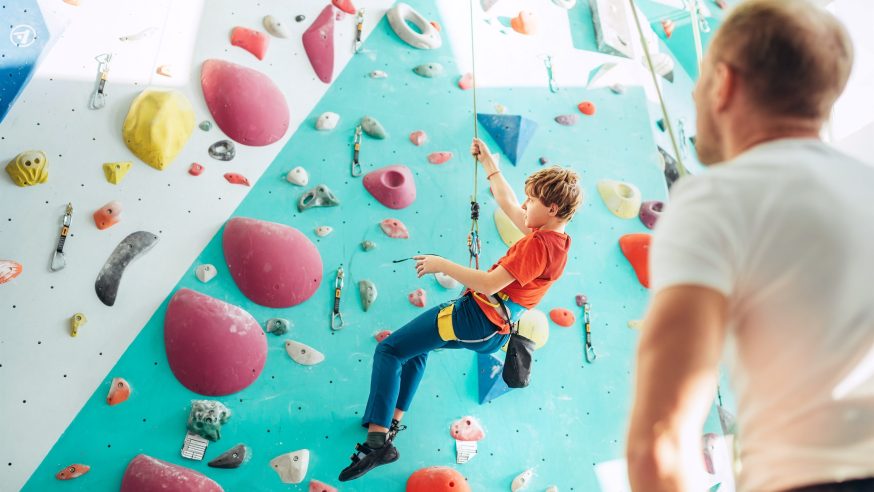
[388,419,407,443]
[338,442,399,482]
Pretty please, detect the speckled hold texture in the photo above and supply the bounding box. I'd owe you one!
[187,400,231,441]
[208,140,236,161]
[95,231,159,306]
[298,184,340,212]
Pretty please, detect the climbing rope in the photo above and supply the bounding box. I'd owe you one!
[628,0,689,178]
[467,0,482,269]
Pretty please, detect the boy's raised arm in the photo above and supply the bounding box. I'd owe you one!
[471,139,531,234]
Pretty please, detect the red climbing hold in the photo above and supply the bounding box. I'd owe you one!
[332,0,356,14]
[224,173,251,186]
[231,26,270,60]
[309,479,338,492]
[661,19,675,38]
[619,233,652,288]
[577,101,596,116]
[549,308,575,327]
[458,73,473,90]
[430,21,441,31]
[406,466,471,492]
[375,330,392,342]
[189,163,204,176]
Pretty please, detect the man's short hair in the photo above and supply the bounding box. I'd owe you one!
[711,0,853,119]
[524,166,583,221]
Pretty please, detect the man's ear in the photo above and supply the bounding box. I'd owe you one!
[713,62,736,113]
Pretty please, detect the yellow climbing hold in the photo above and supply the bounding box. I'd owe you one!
[70,313,87,337]
[494,208,525,247]
[5,150,48,187]
[122,89,195,171]
[628,319,642,329]
[597,179,642,219]
[502,309,549,352]
[103,161,133,184]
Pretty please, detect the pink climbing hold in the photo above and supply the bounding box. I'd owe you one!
[309,479,338,492]
[575,294,587,307]
[450,416,485,441]
[550,308,576,327]
[201,59,289,146]
[223,217,323,307]
[230,26,270,60]
[458,73,473,90]
[380,218,409,239]
[407,467,471,492]
[427,152,453,165]
[409,130,427,146]
[189,162,204,176]
[375,330,392,343]
[164,289,267,396]
[332,0,356,14]
[363,165,417,209]
[224,172,250,186]
[639,200,664,230]
[408,288,426,308]
[121,454,224,492]
[303,5,335,83]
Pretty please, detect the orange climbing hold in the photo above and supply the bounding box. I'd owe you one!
[577,101,596,116]
[661,19,675,38]
[56,464,90,480]
[93,201,122,231]
[332,0,356,15]
[430,21,441,31]
[510,11,537,35]
[549,308,575,327]
[619,233,652,288]
[458,73,473,90]
[231,27,270,60]
[106,377,131,406]
[0,260,23,285]
[407,466,471,492]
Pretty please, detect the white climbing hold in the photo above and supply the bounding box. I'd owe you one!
[270,449,310,484]
[597,179,642,219]
[195,264,217,283]
[512,469,534,491]
[315,112,340,131]
[314,226,333,237]
[387,3,442,50]
[286,167,309,186]
[119,27,158,42]
[369,70,388,79]
[546,486,559,492]
[435,272,461,290]
[263,15,290,38]
[649,52,675,82]
[284,340,325,366]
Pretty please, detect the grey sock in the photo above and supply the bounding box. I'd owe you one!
[366,431,387,449]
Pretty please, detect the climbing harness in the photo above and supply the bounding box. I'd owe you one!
[436,292,526,343]
[467,0,482,270]
[351,124,363,177]
[331,265,345,330]
[353,9,365,53]
[50,203,73,272]
[629,0,689,178]
[88,53,112,110]
[542,54,559,93]
[583,301,596,363]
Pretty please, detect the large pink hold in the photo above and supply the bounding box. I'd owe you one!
[121,454,224,492]
[450,416,485,441]
[230,26,270,60]
[201,59,289,146]
[303,5,335,83]
[363,165,416,209]
[639,201,664,229]
[223,217,323,308]
[309,479,338,492]
[164,289,267,396]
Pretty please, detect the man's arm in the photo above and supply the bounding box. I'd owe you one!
[626,285,728,492]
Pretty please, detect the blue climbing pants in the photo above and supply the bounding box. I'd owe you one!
[361,293,510,429]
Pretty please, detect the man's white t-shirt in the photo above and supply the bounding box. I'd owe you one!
[650,139,874,492]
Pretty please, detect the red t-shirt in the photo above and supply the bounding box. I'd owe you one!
[469,229,571,334]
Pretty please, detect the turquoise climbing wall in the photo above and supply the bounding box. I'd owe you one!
[24,1,727,490]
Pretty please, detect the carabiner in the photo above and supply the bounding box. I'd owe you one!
[583,303,597,363]
[353,9,365,53]
[331,265,345,330]
[543,55,559,93]
[351,125,363,177]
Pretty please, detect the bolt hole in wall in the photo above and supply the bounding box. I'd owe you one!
[0,0,785,490]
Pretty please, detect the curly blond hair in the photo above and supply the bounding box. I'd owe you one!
[524,166,583,221]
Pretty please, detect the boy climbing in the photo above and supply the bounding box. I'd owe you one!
[339,137,583,482]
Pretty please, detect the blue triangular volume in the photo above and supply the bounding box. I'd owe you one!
[477,353,514,404]
[0,0,50,124]
[476,113,538,166]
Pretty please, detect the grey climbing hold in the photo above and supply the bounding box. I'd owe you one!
[187,400,231,442]
[554,114,578,126]
[609,83,626,94]
[361,240,376,251]
[208,140,236,161]
[95,231,159,306]
[369,70,388,79]
[263,15,289,38]
[208,443,251,469]
[266,318,291,335]
[199,120,212,131]
[360,116,387,139]
[295,14,305,22]
[359,280,378,311]
[413,63,444,78]
[298,184,340,212]
[315,112,340,131]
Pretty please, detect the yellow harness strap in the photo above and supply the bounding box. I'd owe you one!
[437,303,456,341]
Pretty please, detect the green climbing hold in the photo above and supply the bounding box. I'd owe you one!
[360,116,387,139]
[187,400,231,441]
[199,120,212,131]
[266,318,290,335]
[413,63,444,78]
